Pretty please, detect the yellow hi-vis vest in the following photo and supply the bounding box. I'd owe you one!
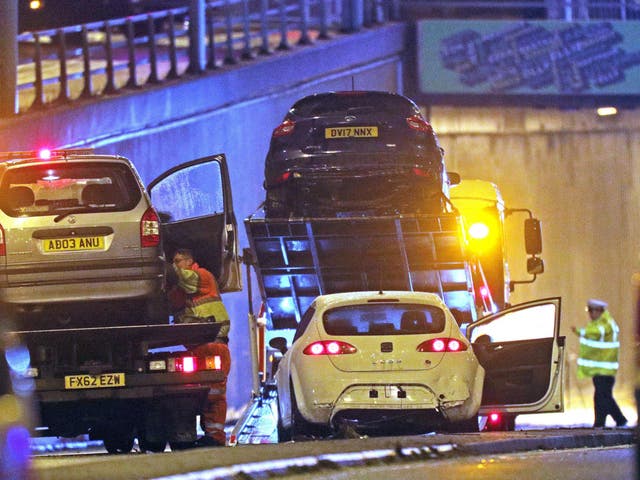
[576,310,620,379]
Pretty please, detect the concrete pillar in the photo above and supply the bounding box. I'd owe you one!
[342,0,363,33]
[0,0,18,116]
[188,0,206,73]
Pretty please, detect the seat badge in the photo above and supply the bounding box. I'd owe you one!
[67,215,77,224]
[344,115,356,122]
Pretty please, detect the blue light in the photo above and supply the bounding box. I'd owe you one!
[1,426,31,479]
[5,345,30,375]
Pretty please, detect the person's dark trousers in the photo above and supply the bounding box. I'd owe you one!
[592,374,627,427]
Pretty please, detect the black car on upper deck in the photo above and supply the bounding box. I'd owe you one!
[263,91,449,218]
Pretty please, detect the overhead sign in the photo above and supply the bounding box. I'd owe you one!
[417,20,640,102]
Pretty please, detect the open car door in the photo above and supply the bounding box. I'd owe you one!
[148,153,241,293]
[467,297,564,419]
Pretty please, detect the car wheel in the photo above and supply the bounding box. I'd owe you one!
[103,434,135,454]
[138,436,167,453]
[446,415,480,433]
[265,188,288,218]
[169,441,197,451]
[276,398,292,443]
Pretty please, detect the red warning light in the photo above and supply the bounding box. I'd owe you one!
[38,148,52,160]
[480,286,489,298]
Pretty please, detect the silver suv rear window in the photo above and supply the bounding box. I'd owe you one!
[0,162,142,217]
[323,303,446,336]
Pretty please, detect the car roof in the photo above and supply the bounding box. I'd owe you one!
[288,91,421,117]
[314,291,447,310]
[0,154,131,169]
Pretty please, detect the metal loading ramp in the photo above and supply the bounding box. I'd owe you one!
[245,212,477,331]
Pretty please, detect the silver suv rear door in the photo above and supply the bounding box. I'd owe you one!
[467,297,564,415]
[148,153,241,292]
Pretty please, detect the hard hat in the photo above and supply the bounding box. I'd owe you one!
[587,298,608,309]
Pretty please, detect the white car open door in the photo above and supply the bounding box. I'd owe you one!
[467,297,564,419]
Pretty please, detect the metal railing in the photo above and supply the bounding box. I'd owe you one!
[14,0,397,114]
[10,0,639,116]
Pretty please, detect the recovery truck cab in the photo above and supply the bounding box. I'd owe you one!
[449,179,545,311]
[1,150,241,453]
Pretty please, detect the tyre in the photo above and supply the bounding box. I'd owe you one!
[103,435,135,454]
[446,415,480,433]
[276,398,292,443]
[138,437,167,453]
[169,441,197,451]
[290,381,318,440]
[264,187,289,218]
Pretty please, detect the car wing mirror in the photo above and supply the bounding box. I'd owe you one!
[269,337,288,355]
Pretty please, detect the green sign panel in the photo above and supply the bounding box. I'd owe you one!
[417,20,640,97]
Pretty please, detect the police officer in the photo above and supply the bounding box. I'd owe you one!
[170,248,231,447]
[571,298,627,429]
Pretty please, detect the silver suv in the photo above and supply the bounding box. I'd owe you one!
[0,149,166,328]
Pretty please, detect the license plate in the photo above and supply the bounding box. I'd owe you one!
[43,236,105,252]
[325,126,378,139]
[64,373,125,390]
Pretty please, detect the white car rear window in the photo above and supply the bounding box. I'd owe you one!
[323,303,446,336]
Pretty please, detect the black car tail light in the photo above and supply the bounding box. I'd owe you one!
[272,119,296,137]
[406,115,433,133]
[412,167,435,180]
[273,171,292,185]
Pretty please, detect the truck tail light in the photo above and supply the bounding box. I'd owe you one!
[0,223,5,256]
[303,340,357,356]
[140,207,160,247]
[168,356,198,373]
[417,338,468,353]
[205,355,222,370]
[406,115,432,133]
[272,119,295,137]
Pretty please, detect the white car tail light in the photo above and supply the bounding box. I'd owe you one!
[303,340,357,356]
[140,207,160,247]
[417,338,468,353]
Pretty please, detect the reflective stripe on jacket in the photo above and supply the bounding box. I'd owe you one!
[174,262,230,328]
[576,310,620,378]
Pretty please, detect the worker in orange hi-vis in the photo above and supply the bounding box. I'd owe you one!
[169,248,231,447]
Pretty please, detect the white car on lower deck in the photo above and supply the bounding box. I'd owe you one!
[272,291,564,439]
